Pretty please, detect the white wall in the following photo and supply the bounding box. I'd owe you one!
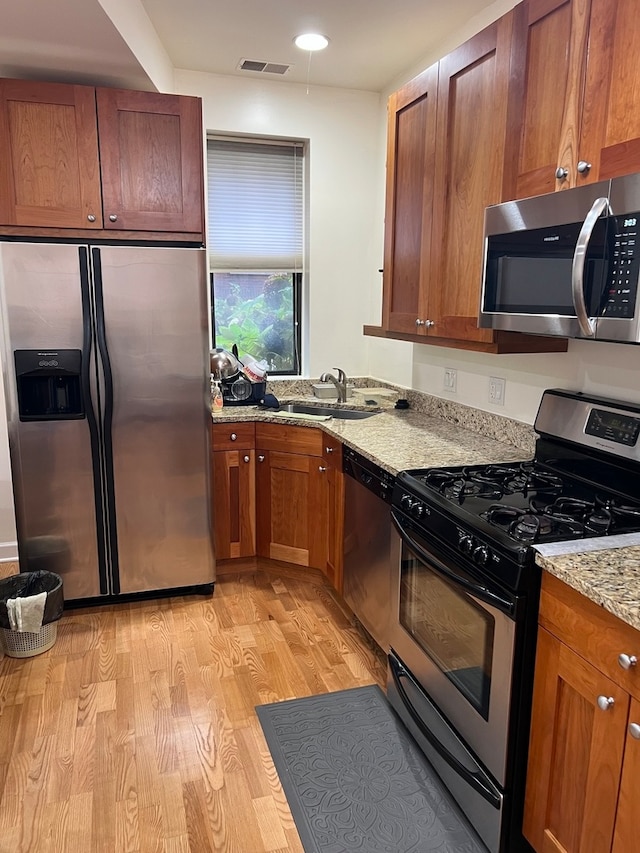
[175,69,382,379]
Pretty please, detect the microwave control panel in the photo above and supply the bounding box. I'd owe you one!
[604,215,639,318]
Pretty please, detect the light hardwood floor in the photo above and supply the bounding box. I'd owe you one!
[0,569,386,853]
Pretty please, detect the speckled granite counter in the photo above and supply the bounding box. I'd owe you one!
[535,544,640,632]
[211,399,531,474]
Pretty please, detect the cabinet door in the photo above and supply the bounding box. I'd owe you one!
[256,449,327,570]
[96,88,204,235]
[510,0,591,197]
[212,449,256,560]
[322,436,343,591]
[382,64,438,335]
[524,626,629,853]
[428,13,516,344]
[612,697,640,853]
[580,0,640,181]
[0,79,102,228]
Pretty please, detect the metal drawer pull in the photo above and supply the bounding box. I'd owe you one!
[325,446,334,453]
[629,723,640,740]
[243,456,250,463]
[597,695,615,711]
[577,160,592,174]
[258,455,265,462]
[87,214,96,222]
[318,466,327,472]
[109,214,118,222]
[618,654,638,670]
[230,433,237,441]
[555,166,569,180]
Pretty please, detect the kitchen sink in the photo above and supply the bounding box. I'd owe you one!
[279,403,379,420]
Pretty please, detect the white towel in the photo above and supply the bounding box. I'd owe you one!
[6,592,47,633]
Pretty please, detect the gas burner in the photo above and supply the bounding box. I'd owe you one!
[481,503,585,543]
[504,463,564,495]
[443,479,504,502]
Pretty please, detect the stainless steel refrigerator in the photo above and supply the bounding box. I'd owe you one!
[0,240,215,601]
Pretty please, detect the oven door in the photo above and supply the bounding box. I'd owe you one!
[389,510,519,786]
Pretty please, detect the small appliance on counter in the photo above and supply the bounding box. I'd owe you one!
[210,346,266,406]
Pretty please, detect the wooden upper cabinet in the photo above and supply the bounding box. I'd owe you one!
[0,78,205,239]
[511,0,640,198]
[428,13,517,345]
[96,88,204,235]
[382,63,438,336]
[580,0,640,181]
[510,0,588,198]
[0,79,102,228]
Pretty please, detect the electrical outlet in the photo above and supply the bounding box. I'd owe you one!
[443,368,457,393]
[489,376,506,406]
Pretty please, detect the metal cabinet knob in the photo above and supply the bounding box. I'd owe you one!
[318,466,327,473]
[325,446,334,453]
[87,214,96,222]
[597,695,615,711]
[555,166,569,180]
[618,654,637,670]
[424,320,435,328]
[109,214,118,222]
[415,319,425,327]
[243,455,250,463]
[577,160,592,174]
[230,433,237,441]
[629,723,640,740]
[258,455,265,462]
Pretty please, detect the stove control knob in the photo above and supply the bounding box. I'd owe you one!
[400,494,413,511]
[473,545,489,567]
[412,502,425,520]
[459,535,474,556]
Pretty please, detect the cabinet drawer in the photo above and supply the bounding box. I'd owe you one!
[539,572,640,701]
[256,423,324,457]
[211,422,255,451]
[323,435,343,470]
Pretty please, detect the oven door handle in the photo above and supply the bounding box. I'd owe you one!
[391,510,516,616]
[389,653,502,809]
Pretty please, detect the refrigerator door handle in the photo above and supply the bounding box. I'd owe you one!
[79,247,109,595]
[90,248,120,595]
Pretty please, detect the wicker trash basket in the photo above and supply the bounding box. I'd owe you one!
[0,571,64,658]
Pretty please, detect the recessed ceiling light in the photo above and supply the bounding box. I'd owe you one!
[294,33,329,51]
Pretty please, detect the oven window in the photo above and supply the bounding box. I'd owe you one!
[399,549,495,720]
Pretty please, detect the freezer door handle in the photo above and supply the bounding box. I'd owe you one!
[91,248,120,595]
[79,247,109,595]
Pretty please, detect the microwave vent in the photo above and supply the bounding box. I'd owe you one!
[238,59,291,75]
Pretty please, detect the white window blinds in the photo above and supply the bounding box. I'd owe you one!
[207,138,304,270]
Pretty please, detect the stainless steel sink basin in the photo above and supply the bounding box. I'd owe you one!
[279,403,379,420]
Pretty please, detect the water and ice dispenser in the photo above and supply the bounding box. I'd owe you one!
[14,350,84,421]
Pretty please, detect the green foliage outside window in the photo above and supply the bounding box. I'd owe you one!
[212,272,297,372]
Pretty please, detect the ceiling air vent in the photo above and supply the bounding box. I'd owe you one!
[238,59,291,75]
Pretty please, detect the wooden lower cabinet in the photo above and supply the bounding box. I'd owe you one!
[211,422,256,560]
[524,573,640,853]
[212,422,343,584]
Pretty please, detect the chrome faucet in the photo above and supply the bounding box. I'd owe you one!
[320,368,348,403]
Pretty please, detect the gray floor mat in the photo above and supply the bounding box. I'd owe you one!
[256,684,487,853]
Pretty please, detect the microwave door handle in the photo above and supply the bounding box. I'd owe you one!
[572,196,611,337]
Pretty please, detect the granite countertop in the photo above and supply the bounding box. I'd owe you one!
[212,383,640,634]
[535,543,640,632]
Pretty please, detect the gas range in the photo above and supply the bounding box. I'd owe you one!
[393,389,640,593]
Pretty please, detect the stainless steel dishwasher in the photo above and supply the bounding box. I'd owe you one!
[342,446,395,651]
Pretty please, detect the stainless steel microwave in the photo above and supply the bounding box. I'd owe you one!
[479,174,640,343]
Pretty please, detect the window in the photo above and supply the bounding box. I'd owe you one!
[207,137,304,374]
